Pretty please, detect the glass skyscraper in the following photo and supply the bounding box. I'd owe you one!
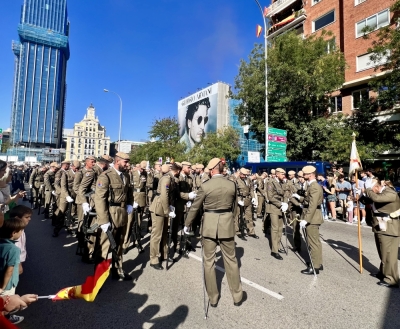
[11,0,69,148]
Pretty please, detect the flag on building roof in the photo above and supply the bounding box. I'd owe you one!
[256,24,262,38]
[263,6,270,17]
[52,259,111,302]
[349,132,362,176]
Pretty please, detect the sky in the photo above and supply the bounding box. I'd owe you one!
[0,0,271,143]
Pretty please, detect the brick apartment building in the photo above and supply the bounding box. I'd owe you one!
[265,0,399,121]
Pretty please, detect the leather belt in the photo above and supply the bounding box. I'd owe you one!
[109,202,125,207]
[204,209,231,213]
[303,205,321,209]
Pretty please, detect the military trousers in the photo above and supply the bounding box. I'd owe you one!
[290,210,301,250]
[270,214,283,253]
[94,225,126,273]
[256,196,264,217]
[305,224,322,268]
[380,233,399,286]
[54,200,69,232]
[149,213,168,265]
[123,210,135,249]
[374,232,383,275]
[173,211,184,251]
[203,237,243,304]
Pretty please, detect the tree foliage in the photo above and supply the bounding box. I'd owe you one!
[230,31,346,160]
[130,118,241,166]
[186,127,241,165]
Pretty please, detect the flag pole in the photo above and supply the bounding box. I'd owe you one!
[352,132,363,274]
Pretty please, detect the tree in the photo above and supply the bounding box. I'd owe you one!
[230,31,346,160]
[130,116,186,164]
[186,127,241,165]
[1,140,10,153]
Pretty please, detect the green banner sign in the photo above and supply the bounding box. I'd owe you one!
[266,155,287,162]
[268,127,287,137]
[267,148,286,156]
[0,128,2,134]
[268,141,286,149]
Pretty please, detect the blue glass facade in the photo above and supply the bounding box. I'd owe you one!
[228,99,265,168]
[11,0,69,148]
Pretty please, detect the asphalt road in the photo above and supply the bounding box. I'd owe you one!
[15,200,400,329]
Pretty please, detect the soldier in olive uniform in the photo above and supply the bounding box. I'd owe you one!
[255,172,267,220]
[52,161,71,237]
[149,163,180,270]
[94,152,133,280]
[236,168,258,239]
[75,156,96,223]
[29,166,46,209]
[184,158,244,307]
[266,168,289,260]
[43,162,59,220]
[366,178,400,287]
[132,161,148,225]
[287,170,306,252]
[54,162,66,211]
[294,166,324,275]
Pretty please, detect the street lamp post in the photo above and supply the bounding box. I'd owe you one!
[104,89,122,152]
[253,0,269,158]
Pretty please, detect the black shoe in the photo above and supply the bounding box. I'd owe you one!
[292,247,301,253]
[150,263,164,270]
[234,291,247,306]
[278,248,286,254]
[271,252,283,260]
[306,262,323,271]
[377,281,399,288]
[248,234,259,239]
[301,267,319,275]
[112,272,133,281]
[238,234,247,241]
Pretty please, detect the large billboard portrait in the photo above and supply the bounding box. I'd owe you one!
[178,84,218,153]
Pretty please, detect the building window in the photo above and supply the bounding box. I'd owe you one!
[325,38,336,54]
[356,9,390,38]
[355,0,367,5]
[352,88,369,109]
[329,96,342,113]
[313,10,335,32]
[356,51,390,72]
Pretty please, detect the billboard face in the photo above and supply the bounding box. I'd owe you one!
[178,84,219,152]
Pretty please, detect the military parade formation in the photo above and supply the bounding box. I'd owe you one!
[1,153,400,319]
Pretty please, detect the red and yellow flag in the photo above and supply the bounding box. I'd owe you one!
[52,259,111,302]
[263,6,270,17]
[256,24,262,38]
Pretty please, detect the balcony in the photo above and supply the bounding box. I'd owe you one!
[266,0,300,18]
[267,10,307,40]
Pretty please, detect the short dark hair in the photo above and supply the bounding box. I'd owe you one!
[9,205,32,218]
[0,217,26,239]
[338,174,345,179]
[0,160,7,171]
[185,97,211,132]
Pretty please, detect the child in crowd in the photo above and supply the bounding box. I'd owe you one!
[0,217,26,325]
[9,206,32,275]
[346,195,354,224]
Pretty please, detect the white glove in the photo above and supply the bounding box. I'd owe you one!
[188,192,197,200]
[183,226,190,234]
[100,222,111,233]
[29,184,32,188]
[238,200,244,206]
[254,184,258,189]
[82,203,90,215]
[169,212,176,218]
[280,202,288,212]
[133,202,138,209]
[126,205,133,215]
[51,191,57,196]
[186,201,192,208]
[299,220,308,228]
[292,193,301,200]
[66,196,74,203]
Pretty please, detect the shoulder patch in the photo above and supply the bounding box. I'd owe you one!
[166,185,169,189]
[97,180,104,188]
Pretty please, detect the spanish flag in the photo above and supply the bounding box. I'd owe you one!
[256,24,262,38]
[52,259,111,302]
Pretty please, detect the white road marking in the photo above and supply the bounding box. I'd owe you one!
[63,241,78,247]
[188,253,284,300]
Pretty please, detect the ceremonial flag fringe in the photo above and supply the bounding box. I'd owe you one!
[349,137,362,176]
[256,24,262,38]
[263,6,270,17]
[52,259,111,302]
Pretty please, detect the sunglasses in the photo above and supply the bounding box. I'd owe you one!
[196,116,208,125]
